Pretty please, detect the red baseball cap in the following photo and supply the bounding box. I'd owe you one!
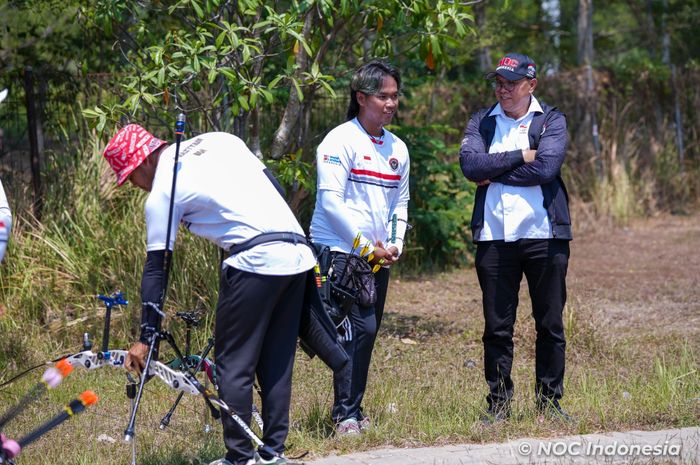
[103,124,168,186]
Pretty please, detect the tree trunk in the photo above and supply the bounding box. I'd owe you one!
[24,66,43,220]
[644,0,664,147]
[249,106,263,159]
[542,0,561,74]
[661,0,685,175]
[269,10,315,160]
[474,2,491,73]
[577,0,602,178]
[644,0,657,59]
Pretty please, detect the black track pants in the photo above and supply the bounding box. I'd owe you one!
[215,267,306,465]
[332,266,390,423]
[475,239,569,407]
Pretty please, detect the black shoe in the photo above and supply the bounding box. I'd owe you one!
[480,402,511,425]
[537,399,573,422]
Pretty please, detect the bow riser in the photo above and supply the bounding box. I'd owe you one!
[63,351,129,371]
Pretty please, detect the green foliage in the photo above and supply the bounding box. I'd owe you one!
[77,0,473,143]
[389,124,475,274]
[362,0,474,69]
[265,149,317,224]
[266,149,316,195]
[80,0,314,132]
[0,1,81,73]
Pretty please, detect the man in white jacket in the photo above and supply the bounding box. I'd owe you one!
[103,124,314,465]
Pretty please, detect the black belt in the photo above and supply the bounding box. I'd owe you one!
[227,232,309,256]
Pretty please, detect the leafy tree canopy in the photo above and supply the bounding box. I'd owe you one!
[78,0,475,144]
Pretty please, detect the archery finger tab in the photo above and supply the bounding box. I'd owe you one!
[55,359,74,378]
[79,390,99,406]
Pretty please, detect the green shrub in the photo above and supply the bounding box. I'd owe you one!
[389,124,475,274]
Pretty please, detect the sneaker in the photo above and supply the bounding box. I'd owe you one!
[537,399,573,423]
[480,402,511,425]
[252,451,304,465]
[358,415,371,431]
[209,460,233,465]
[245,455,303,465]
[335,418,361,436]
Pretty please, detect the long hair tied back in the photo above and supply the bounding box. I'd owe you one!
[346,60,401,121]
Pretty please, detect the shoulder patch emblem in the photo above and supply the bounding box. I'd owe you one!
[389,157,399,171]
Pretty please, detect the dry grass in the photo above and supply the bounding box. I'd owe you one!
[1,213,699,464]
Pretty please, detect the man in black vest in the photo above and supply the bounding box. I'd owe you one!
[459,53,573,423]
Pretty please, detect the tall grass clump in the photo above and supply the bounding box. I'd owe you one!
[591,163,640,227]
[0,134,221,373]
[653,143,695,213]
[566,342,699,430]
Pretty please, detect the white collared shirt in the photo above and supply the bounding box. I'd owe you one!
[478,96,552,242]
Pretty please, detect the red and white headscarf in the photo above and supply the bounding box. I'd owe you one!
[103,124,168,185]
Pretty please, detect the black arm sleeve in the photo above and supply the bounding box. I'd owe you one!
[139,250,166,344]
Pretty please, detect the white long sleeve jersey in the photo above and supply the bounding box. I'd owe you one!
[310,118,410,255]
[145,132,315,275]
[0,178,11,263]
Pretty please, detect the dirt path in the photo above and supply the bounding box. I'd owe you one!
[385,212,700,343]
[567,212,700,339]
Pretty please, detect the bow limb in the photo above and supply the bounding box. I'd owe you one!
[131,360,268,452]
[146,360,200,396]
[59,351,275,457]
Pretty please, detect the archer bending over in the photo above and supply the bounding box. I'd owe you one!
[102,124,314,465]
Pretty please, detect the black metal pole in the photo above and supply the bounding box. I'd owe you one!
[23,66,43,220]
[123,331,159,442]
[123,114,186,443]
[161,113,186,303]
